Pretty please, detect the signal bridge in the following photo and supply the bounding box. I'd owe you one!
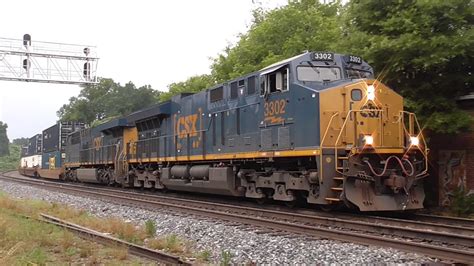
[0,34,98,85]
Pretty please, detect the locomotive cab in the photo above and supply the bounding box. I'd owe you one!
[259,52,428,211]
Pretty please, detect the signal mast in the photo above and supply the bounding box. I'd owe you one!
[0,34,98,85]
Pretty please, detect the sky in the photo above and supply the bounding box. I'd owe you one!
[0,0,287,140]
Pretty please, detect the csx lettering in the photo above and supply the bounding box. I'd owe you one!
[176,114,198,139]
[360,103,381,118]
[94,137,102,151]
[264,99,286,117]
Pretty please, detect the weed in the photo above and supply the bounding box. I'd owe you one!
[147,234,184,253]
[144,219,157,237]
[107,245,129,260]
[197,249,212,262]
[165,234,184,253]
[79,244,93,258]
[22,247,48,265]
[60,231,75,250]
[220,250,233,266]
[451,188,474,217]
[65,247,77,257]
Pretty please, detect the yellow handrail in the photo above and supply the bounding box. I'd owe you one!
[319,112,340,182]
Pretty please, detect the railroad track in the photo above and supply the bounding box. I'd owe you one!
[36,213,189,265]
[1,171,473,263]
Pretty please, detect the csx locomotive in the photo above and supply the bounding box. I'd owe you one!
[19,52,428,211]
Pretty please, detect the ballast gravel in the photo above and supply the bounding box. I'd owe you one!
[0,179,437,264]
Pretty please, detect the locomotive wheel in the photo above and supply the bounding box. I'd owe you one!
[285,200,297,208]
[256,198,267,205]
[320,204,338,212]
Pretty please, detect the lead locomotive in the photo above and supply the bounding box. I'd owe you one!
[20,52,428,211]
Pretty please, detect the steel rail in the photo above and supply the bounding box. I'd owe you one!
[1,172,473,263]
[37,213,190,265]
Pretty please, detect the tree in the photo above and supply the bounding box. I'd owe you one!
[57,78,161,124]
[12,137,28,147]
[211,0,343,82]
[342,0,473,133]
[0,122,10,157]
[160,75,215,102]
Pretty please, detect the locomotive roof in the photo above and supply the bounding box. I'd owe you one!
[126,101,171,123]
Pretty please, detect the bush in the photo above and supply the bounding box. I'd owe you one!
[450,188,474,217]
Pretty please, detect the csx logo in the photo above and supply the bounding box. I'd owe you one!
[94,137,102,151]
[176,114,199,139]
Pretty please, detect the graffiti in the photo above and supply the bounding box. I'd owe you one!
[438,150,466,206]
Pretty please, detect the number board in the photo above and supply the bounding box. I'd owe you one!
[311,52,334,61]
[347,55,363,64]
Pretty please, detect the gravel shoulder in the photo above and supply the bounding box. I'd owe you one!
[0,178,437,264]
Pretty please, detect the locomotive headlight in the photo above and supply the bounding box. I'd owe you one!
[410,136,420,146]
[367,85,375,101]
[364,135,374,146]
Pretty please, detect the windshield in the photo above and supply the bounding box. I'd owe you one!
[346,68,373,79]
[297,66,341,82]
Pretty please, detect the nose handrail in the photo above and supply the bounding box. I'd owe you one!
[320,109,428,178]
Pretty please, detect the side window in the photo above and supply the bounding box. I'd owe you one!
[261,66,289,95]
[230,82,238,99]
[247,76,256,95]
[210,86,224,103]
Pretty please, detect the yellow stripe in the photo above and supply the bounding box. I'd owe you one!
[128,149,321,163]
[351,147,405,154]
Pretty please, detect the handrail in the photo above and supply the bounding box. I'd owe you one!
[399,111,429,177]
[321,108,428,177]
[333,109,384,175]
[319,112,339,182]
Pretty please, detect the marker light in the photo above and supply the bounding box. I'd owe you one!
[410,136,420,146]
[367,85,375,101]
[364,135,374,146]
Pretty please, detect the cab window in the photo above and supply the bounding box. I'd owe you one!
[297,66,341,82]
[261,66,289,95]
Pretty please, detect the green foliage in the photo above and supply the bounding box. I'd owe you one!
[57,78,161,125]
[197,249,212,262]
[450,188,474,217]
[211,0,343,82]
[144,219,157,237]
[12,137,28,147]
[0,122,9,157]
[160,74,215,102]
[220,250,233,266]
[343,0,474,133]
[0,144,20,171]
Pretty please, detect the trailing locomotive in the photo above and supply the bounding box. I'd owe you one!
[20,52,428,211]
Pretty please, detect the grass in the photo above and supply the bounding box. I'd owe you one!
[0,194,155,265]
[0,191,223,263]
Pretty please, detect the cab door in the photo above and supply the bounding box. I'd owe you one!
[259,65,292,151]
[343,82,381,148]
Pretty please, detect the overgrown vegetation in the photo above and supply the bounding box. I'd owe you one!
[450,188,474,217]
[0,195,153,265]
[0,193,220,263]
[0,144,20,171]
